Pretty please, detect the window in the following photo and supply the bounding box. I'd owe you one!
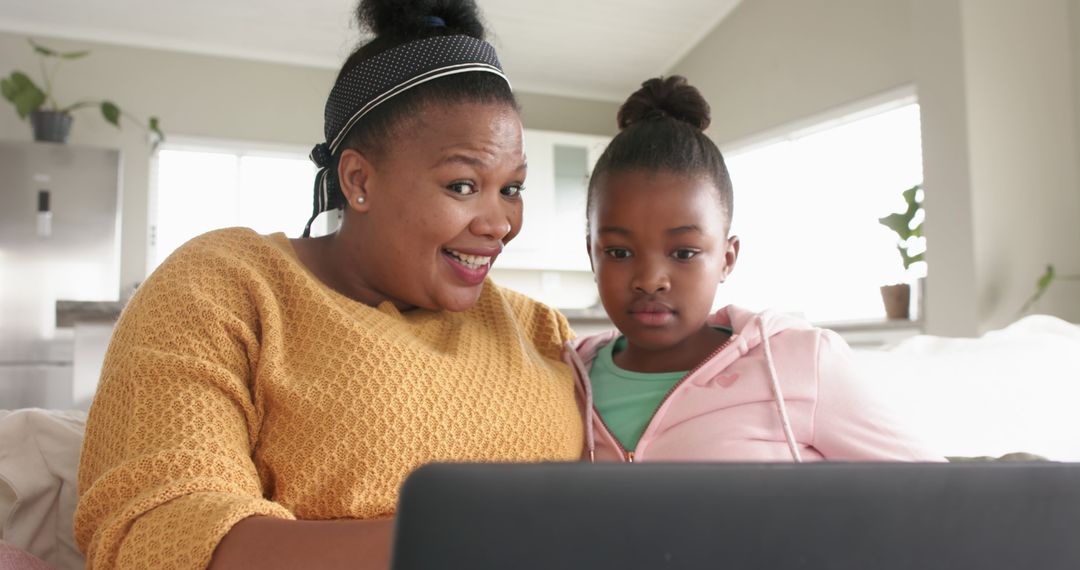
[150,141,325,270]
[721,96,925,323]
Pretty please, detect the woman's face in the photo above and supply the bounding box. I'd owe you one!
[343,101,526,312]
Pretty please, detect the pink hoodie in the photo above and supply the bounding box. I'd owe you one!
[563,305,944,463]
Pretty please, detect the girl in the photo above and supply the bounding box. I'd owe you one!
[565,76,942,464]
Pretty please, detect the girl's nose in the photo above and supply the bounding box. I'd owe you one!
[632,263,671,294]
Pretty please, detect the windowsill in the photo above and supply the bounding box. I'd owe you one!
[560,308,923,349]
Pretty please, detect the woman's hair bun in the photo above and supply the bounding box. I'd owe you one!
[616,76,711,132]
[356,0,486,41]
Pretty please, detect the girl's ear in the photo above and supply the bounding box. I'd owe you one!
[338,148,373,213]
[721,235,741,282]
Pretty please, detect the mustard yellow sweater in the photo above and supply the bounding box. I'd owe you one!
[75,228,583,569]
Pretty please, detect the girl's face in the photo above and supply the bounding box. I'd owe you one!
[588,170,738,355]
[342,101,526,312]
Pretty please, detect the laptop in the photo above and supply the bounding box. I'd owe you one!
[391,461,1080,569]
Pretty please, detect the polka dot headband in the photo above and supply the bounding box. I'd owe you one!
[303,33,510,237]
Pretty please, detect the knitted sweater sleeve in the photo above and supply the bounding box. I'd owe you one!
[810,330,946,461]
[74,235,293,569]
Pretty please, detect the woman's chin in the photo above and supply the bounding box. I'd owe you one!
[433,284,486,312]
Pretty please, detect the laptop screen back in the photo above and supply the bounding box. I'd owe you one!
[391,462,1080,570]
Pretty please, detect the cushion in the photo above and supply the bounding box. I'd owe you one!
[0,409,86,570]
[852,315,1080,460]
[0,540,54,570]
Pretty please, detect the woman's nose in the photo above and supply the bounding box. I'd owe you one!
[468,191,514,241]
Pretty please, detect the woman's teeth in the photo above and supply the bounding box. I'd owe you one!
[444,249,491,269]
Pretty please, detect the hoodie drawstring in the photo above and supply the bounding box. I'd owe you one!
[757,314,803,463]
[563,342,596,462]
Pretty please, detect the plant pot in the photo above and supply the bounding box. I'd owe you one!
[880,283,911,320]
[29,110,73,143]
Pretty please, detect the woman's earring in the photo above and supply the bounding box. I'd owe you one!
[356,196,366,205]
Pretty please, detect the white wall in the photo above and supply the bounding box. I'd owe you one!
[670,0,1080,334]
[0,31,618,294]
[960,0,1080,331]
[670,0,915,147]
[909,0,979,336]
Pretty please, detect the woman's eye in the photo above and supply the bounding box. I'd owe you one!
[447,181,477,196]
[673,249,699,260]
[604,248,632,260]
[501,184,525,198]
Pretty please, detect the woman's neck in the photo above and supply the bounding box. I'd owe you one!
[290,233,414,310]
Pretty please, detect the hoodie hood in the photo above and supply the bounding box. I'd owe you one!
[572,305,813,367]
[565,305,813,463]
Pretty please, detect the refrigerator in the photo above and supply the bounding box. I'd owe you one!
[0,140,121,409]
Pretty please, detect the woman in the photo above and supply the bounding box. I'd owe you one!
[74,1,583,568]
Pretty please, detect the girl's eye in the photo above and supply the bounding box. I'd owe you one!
[603,248,632,260]
[673,249,700,260]
[501,184,525,198]
[447,181,477,196]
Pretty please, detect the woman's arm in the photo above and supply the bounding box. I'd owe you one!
[210,517,394,570]
[76,235,295,568]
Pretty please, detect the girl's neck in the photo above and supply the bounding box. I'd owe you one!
[613,326,731,374]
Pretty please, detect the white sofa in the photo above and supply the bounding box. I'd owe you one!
[1,315,1078,569]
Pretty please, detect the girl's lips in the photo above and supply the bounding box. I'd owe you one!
[630,310,674,326]
[628,301,676,326]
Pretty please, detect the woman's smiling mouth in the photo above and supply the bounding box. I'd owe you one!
[442,247,498,285]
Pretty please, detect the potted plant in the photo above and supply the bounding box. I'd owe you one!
[1020,264,1080,315]
[1,39,163,146]
[878,184,925,320]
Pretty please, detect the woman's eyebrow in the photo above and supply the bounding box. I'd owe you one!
[433,154,487,168]
[431,154,527,173]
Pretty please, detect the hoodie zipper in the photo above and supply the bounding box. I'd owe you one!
[593,334,736,463]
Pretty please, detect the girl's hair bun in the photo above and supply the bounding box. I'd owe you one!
[357,0,486,41]
[616,75,711,132]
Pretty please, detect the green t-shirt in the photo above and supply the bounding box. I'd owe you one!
[588,336,687,451]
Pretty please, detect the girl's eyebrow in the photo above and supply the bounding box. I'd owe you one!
[599,225,703,235]
[598,226,631,235]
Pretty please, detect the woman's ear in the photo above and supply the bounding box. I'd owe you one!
[721,235,741,282]
[338,148,373,213]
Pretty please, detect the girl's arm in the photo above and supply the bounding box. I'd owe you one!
[210,517,394,570]
[809,330,946,461]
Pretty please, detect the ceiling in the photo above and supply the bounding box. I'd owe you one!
[0,0,741,101]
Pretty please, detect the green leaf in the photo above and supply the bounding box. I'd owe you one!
[1036,264,1056,291]
[148,116,164,143]
[28,39,58,57]
[2,72,46,119]
[902,185,920,207]
[1021,264,1058,315]
[100,101,121,127]
[61,50,90,60]
[0,77,14,101]
[899,249,925,270]
[878,213,912,240]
